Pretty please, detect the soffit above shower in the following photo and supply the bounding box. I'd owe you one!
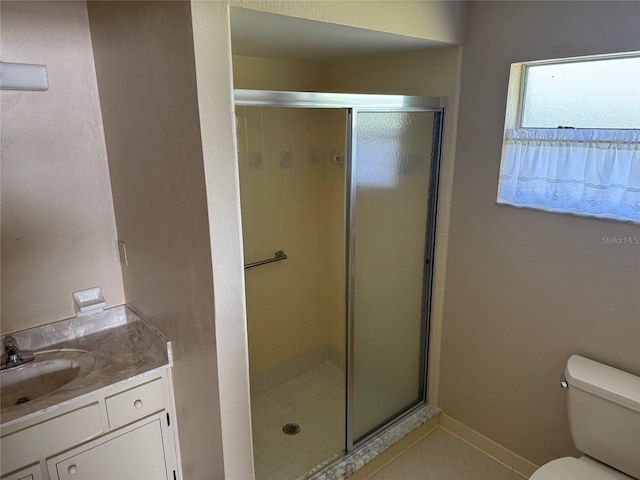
[230,7,446,62]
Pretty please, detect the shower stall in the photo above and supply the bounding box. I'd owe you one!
[235,90,444,480]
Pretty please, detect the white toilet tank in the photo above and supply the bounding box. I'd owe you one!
[565,355,640,479]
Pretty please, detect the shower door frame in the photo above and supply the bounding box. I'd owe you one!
[234,88,445,463]
[346,107,444,451]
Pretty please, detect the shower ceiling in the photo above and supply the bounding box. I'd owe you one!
[230,7,445,62]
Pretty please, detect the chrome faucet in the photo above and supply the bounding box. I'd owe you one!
[1,336,34,370]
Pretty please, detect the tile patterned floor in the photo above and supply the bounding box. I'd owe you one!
[251,362,345,480]
[361,427,526,480]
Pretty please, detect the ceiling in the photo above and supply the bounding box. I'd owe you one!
[230,8,444,62]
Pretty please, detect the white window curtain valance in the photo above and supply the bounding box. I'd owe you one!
[497,128,640,223]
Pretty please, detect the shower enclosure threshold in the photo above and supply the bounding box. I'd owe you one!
[304,404,441,480]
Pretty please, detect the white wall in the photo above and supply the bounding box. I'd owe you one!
[440,0,640,467]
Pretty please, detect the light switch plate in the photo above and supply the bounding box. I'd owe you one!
[118,240,129,267]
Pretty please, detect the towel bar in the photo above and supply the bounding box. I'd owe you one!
[244,250,288,269]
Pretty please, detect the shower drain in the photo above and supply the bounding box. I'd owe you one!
[282,423,301,435]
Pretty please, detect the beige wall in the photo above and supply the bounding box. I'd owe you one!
[87,2,224,478]
[233,55,325,91]
[1,1,124,333]
[231,0,467,45]
[440,0,640,468]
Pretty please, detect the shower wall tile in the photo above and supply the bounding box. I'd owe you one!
[237,105,345,376]
[279,150,294,168]
[438,174,455,208]
[436,232,449,263]
[262,109,278,147]
[442,145,456,179]
[436,198,452,235]
[322,109,347,360]
[444,112,460,150]
[248,152,264,171]
[246,107,264,151]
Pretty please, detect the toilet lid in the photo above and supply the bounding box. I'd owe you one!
[530,457,636,480]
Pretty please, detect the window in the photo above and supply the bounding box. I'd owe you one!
[497,53,640,223]
[521,56,640,129]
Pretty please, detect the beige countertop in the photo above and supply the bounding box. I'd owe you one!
[0,306,171,427]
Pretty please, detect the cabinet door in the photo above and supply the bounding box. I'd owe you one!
[1,402,102,477]
[51,419,168,480]
[1,463,43,480]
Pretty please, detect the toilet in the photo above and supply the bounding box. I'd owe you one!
[530,355,640,480]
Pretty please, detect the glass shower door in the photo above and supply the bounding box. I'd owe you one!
[348,110,438,444]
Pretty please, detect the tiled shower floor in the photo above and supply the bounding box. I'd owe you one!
[251,362,346,480]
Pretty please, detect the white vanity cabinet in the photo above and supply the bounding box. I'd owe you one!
[1,371,179,480]
[1,465,43,480]
[48,415,170,480]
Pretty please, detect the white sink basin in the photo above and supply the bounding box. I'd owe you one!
[0,349,95,410]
